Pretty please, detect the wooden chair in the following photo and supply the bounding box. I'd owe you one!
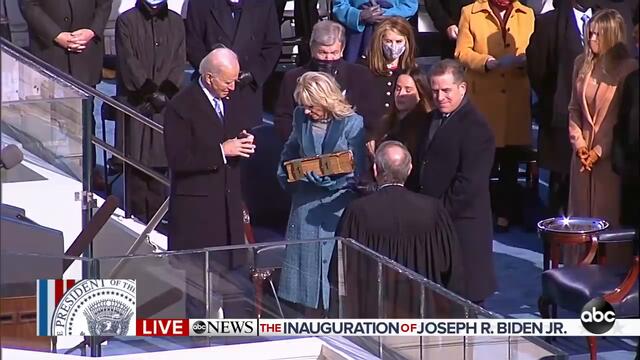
[538,230,639,360]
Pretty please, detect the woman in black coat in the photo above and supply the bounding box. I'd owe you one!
[378,67,432,191]
[361,17,417,150]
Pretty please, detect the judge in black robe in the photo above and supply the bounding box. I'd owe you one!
[336,141,464,318]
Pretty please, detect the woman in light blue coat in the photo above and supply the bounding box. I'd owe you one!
[277,71,366,313]
[332,0,418,62]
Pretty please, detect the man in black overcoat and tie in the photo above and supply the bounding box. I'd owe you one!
[164,48,256,317]
[417,59,497,304]
[185,0,282,128]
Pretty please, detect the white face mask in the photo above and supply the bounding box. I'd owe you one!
[383,43,406,61]
[144,0,166,7]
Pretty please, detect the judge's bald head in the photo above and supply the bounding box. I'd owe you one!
[199,48,240,99]
[374,141,413,186]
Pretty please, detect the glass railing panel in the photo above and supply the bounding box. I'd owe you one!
[1,42,89,181]
[2,41,91,267]
[1,39,169,278]
[0,239,568,358]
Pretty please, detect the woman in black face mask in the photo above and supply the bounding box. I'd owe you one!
[362,17,416,154]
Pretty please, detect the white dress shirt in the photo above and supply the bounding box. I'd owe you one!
[573,7,593,43]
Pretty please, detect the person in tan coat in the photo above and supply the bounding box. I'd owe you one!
[455,0,535,231]
[568,9,639,229]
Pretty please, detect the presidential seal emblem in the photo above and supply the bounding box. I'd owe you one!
[50,279,136,336]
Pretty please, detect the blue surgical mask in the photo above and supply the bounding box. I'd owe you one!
[382,43,406,61]
[144,0,166,7]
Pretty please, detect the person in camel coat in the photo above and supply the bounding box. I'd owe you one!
[568,9,638,229]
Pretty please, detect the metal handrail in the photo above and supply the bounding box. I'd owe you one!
[1,37,168,183]
[2,37,171,253]
[91,136,169,186]
[0,37,163,134]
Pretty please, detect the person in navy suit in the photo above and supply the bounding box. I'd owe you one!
[276,71,366,316]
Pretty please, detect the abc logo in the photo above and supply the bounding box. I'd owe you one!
[192,320,207,335]
[580,298,616,334]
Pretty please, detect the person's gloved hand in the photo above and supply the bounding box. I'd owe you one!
[138,101,156,116]
[237,71,254,88]
[148,91,169,112]
[497,54,526,69]
[305,171,337,188]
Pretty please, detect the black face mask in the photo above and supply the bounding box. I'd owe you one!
[575,0,595,11]
[310,58,342,76]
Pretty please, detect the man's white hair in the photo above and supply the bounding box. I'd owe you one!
[198,47,239,75]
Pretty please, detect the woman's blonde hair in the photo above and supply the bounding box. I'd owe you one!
[367,17,416,76]
[293,72,355,119]
[579,9,630,77]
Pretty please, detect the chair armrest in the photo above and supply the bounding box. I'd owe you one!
[578,229,637,265]
[604,256,640,304]
[578,235,599,266]
[598,229,637,244]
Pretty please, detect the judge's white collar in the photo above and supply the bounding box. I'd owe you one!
[378,183,404,190]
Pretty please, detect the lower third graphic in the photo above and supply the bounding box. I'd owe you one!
[37,279,136,336]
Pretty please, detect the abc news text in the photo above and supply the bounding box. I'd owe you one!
[135,319,640,337]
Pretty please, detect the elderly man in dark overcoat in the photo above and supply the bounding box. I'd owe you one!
[185,0,282,128]
[417,60,496,305]
[164,48,255,252]
[164,48,256,317]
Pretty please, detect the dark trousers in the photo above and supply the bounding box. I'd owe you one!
[620,179,640,229]
[440,36,456,59]
[275,0,318,65]
[547,171,570,216]
[125,166,168,232]
[492,147,521,221]
[295,0,318,65]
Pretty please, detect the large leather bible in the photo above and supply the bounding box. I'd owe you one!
[284,150,354,182]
